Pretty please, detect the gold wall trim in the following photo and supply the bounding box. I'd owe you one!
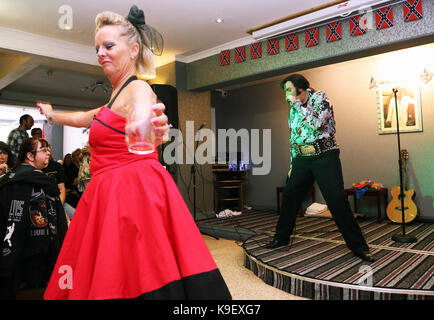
[246,0,349,35]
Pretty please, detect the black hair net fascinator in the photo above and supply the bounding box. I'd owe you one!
[126,5,163,56]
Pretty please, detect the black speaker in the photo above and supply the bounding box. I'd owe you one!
[151,84,179,183]
[150,84,178,129]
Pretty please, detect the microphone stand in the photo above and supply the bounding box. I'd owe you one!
[191,123,205,222]
[191,138,199,222]
[391,88,417,243]
[191,123,219,239]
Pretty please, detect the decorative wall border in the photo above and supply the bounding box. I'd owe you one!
[184,0,433,90]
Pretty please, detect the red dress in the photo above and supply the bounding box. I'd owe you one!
[43,106,231,300]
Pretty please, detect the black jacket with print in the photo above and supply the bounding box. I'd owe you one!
[0,165,68,292]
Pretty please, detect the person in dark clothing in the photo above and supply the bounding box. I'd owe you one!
[40,140,66,203]
[0,138,68,299]
[0,141,15,178]
[62,154,73,187]
[7,114,34,161]
[266,74,374,263]
[63,151,79,189]
[63,149,81,208]
[40,139,73,223]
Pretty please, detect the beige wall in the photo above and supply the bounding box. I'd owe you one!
[149,61,176,87]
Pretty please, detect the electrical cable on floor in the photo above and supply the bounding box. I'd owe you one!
[206,208,294,267]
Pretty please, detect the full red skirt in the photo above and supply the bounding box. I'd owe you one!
[43,107,231,300]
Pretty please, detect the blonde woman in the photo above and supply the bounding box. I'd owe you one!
[39,6,231,300]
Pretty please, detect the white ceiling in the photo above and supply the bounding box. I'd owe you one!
[0,0,374,107]
[0,0,336,66]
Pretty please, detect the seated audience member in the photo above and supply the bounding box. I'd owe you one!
[7,114,34,161]
[0,142,15,179]
[64,149,81,208]
[77,144,91,193]
[40,139,74,223]
[0,138,68,299]
[62,153,73,185]
[31,128,43,139]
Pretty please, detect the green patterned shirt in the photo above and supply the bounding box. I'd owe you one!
[288,88,338,158]
[7,127,29,160]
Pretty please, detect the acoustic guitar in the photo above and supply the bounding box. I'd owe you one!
[386,149,418,223]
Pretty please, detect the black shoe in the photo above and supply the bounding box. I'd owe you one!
[265,238,289,249]
[354,250,375,262]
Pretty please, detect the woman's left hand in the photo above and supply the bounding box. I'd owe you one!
[150,103,170,146]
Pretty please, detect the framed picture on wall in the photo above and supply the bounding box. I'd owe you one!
[376,80,423,134]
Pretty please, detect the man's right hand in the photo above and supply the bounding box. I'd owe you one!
[285,94,297,105]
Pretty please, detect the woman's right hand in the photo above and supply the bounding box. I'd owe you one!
[36,101,53,118]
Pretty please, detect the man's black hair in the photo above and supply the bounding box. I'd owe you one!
[18,137,38,164]
[19,114,32,124]
[280,74,310,92]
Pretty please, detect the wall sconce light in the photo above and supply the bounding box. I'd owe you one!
[137,73,157,81]
[369,76,377,89]
[81,81,111,94]
[419,67,433,85]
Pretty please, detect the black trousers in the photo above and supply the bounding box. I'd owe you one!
[275,149,369,252]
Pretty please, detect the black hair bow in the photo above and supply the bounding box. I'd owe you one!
[126,5,145,26]
[126,5,163,56]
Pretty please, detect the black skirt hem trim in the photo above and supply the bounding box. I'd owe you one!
[117,268,232,300]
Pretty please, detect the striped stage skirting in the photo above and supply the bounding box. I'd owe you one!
[198,210,434,300]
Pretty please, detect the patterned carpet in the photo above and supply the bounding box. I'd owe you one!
[198,210,434,300]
